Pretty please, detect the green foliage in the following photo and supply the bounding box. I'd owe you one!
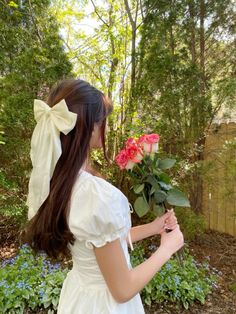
[174,207,206,240]
[158,159,176,170]
[0,244,69,313]
[166,188,190,207]
[134,0,235,213]
[124,149,190,217]
[0,0,72,221]
[0,170,27,224]
[130,244,218,309]
[134,196,149,217]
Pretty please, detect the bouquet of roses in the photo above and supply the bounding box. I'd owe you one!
[115,134,190,218]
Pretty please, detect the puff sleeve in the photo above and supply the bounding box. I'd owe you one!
[69,174,131,249]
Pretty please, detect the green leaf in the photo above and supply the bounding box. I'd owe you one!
[133,184,145,194]
[159,172,171,183]
[8,1,18,8]
[156,158,161,167]
[134,196,150,217]
[183,300,189,309]
[153,168,160,176]
[145,283,152,294]
[145,175,159,190]
[158,181,172,190]
[154,190,167,203]
[153,204,165,216]
[166,189,190,207]
[159,158,176,170]
[150,186,156,195]
[52,296,58,307]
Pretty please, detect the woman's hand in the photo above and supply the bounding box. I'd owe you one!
[160,223,184,256]
[150,208,178,235]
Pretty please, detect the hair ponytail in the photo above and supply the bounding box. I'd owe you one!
[23,79,113,259]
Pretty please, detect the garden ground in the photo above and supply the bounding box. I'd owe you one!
[1,215,236,314]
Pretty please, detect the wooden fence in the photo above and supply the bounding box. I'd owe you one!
[202,121,236,237]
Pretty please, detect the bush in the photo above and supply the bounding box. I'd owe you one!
[0,244,69,314]
[130,243,218,310]
[0,169,27,225]
[0,241,218,313]
[174,207,206,240]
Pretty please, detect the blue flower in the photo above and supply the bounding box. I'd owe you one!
[165,263,172,270]
[19,262,28,269]
[195,286,203,293]
[174,290,180,298]
[20,243,31,253]
[16,281,25,288]
[21,243,29,249]
[173,275,180,285]
[54,263,61,269]
[1,257,16,267]
[39,288,45,299]
[0,280,7,287]
[4,289,10,296]
[16,281,30,289]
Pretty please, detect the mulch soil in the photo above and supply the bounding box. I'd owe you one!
[1,214,236,313]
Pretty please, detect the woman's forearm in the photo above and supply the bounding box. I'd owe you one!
[127,222,157,243]
[94,238,172,304]
[118,246,171,303]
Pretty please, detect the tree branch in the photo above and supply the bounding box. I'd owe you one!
[124,0,135,28]
[139,0,145,20]
[28,0,43,45]
[90,0,109,28]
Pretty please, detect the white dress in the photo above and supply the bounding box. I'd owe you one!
[57,170,145,314]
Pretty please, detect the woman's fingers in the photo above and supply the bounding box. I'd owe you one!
[165,215,177,224]
[164,209,179,230]
[165,223,178,230]
[165,216,178,229]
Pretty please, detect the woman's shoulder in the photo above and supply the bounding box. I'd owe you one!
[70,170,131,226]
[75,170,123,197]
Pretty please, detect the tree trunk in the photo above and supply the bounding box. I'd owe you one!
[188,0,196,63]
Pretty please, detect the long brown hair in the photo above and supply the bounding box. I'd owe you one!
[24,79,113,259]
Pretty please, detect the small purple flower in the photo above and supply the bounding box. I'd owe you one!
[1,257,16,267]
[53,263,61,270]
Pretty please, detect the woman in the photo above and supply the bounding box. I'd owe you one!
[25,78,184,313]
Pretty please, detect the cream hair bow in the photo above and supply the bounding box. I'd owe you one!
[26,99,77,219]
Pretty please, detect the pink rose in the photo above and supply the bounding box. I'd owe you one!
[126,145,143,164]
[137,134,160,154]
[115,138,144,170]
[125,137,138,148]
[115,149,129,170]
